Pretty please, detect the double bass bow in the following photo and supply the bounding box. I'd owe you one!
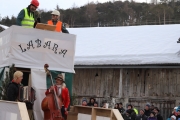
[41,64,63,120]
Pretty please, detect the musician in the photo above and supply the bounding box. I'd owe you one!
[45,74,70,119]
[47,10,69,33]
[7,71,23,101]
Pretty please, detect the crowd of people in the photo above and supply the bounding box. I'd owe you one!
[81,98,180,120]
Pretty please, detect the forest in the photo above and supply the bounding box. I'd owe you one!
[1,0,180,27]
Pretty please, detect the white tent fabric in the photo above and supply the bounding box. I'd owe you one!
[31,69,46,120]
[0,25,76,119]
[68,24,180,65]
[0,25,76,73]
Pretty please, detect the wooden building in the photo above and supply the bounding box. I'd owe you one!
[68,24,180,119]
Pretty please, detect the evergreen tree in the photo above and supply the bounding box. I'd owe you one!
[0,64,16,100]
[0,71,10,100]
[0,26,5,32]
[0,1,179,27]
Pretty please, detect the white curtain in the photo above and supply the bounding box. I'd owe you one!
[31,68,47,120]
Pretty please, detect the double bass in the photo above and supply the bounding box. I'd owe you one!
[41,64,64,120]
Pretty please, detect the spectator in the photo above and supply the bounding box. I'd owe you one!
[153,107,163,120]
[94,102,98,107]
[174,107,178,116]
[150,105,155,111]
[135,109,147,120]
[123,109,134,120]
[114,103,119,109]
[176,109,180,120]
[119,102,125,114]
[168,107,178,119]
[87,98,95,106]
[102,102,107,108]
[171,115,176,120]
[145,104,151,117]
[82,99,87,106]
[148,112,157,120]
[126,104,137,120]
[176,106,180,112]
[133,105,139,115]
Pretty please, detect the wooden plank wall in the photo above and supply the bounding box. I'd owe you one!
[73,68,180,99]
[122,68,180,97]
[73,68,120,102]
[72,68,180,119]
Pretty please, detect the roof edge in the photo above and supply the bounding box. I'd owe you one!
[75,64,180,68]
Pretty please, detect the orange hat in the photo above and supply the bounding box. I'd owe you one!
[31,0,39,7]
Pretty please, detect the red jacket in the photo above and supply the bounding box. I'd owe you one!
[45,85,70,109]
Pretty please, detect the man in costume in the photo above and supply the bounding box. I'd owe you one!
[16,0,40,28]
[45,74,70,120]
[7,71,23,101]
[47,10,69,33]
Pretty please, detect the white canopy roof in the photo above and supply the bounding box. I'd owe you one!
[68,24,180,65]
[0,25,76,73]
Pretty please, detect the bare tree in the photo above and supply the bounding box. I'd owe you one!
[56,4,60,11]
[151,4,164,24]
[85,2,98,26]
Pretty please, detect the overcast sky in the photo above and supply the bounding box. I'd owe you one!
[0,0,147,18]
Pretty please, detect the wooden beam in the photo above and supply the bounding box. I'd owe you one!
[74,106,92,114]
[67,112,78,120]
[91,108,96,120]
[112,109,124,120]
[119,69,123,98]
[17,102,30,120]
[71,106,123,120]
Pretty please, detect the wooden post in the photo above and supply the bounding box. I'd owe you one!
[91,107,96,120]
[17,102,30,120]
[119,69,123,98]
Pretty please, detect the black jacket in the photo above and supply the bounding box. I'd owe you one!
[124,109,137,120]
[144,109,151,117]
[156,114,163,120]
[119,107,125,114]
[87,98,96,106]
[7,82,20,101]
[136,114,147,120]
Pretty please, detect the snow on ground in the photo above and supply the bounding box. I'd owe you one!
[68,24,180,65]
[0,24,9,29]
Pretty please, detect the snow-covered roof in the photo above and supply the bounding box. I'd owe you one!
[68,24,180,65]
[0,24,9,29]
